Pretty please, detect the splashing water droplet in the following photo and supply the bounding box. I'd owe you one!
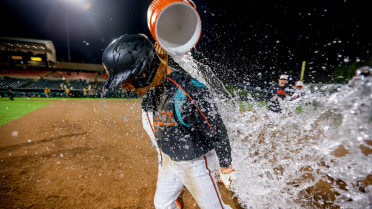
[168,52,372,208]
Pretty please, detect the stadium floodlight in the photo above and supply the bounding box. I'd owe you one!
[63,0,92,62]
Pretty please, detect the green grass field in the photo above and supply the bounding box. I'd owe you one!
[0,99,51,126]
[0,97,141,126]
[0,98,58,126]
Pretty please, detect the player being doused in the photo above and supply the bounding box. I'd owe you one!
[102,34,235,209]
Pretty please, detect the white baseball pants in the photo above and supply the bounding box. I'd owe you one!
[154,149,232,209]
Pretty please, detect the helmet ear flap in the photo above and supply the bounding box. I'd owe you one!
[131,51,160,89]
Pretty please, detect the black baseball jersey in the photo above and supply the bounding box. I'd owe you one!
[266,83,294,113]
[142,70,232,168]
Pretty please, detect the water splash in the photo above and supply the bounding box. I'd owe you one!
[171,52,233,102]
[171,53,372,208]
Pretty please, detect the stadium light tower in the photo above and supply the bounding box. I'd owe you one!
[65,7,71,62]
[63,0,92,62]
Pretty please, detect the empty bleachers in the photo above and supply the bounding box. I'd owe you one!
[27,79,64,90]
[0,77,33,88]
[69,80,86,90]
[0,67,139,98]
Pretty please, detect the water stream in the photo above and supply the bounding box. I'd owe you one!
[171,52,372,209]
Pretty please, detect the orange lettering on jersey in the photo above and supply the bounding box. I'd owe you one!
[166,111,173,121]
[277,89,286,95]
[153,111,176,132]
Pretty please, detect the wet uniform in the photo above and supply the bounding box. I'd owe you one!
[142,70,232,209]
[266,83,294,113]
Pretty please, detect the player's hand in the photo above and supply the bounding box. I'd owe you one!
[220,165,236,189]
[154,42,168,65]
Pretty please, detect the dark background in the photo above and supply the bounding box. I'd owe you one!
[0,0,370,87]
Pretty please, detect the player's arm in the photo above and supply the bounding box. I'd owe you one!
[141,91,158,149]
[141,109,157,148]
[182,87,236,188]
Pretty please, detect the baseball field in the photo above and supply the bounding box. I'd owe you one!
[0,98,241,208]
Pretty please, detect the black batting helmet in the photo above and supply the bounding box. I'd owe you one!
[102,34,161,89]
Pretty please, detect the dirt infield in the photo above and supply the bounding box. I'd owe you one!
[0,100,241,209]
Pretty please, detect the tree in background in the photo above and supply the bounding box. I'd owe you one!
[331,62,360,83]
[331,56,372,83]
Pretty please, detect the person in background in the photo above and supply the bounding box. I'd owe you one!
[102,34,235,209]
[124,89,131,100]
[344,66,371,120]
[266,74,294,113]
[64,88,70,98]
[8,85,14,100]
[44,87,51,98]
[351,66,372,82]
[291,81,304,100]
[294,81,303,90]
[83,87,88,97]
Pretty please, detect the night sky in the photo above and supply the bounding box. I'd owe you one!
[0,0,371,87]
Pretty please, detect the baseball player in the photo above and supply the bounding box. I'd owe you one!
[102,34,235,209]
[266,74,294,113]
[291,81,305,101]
